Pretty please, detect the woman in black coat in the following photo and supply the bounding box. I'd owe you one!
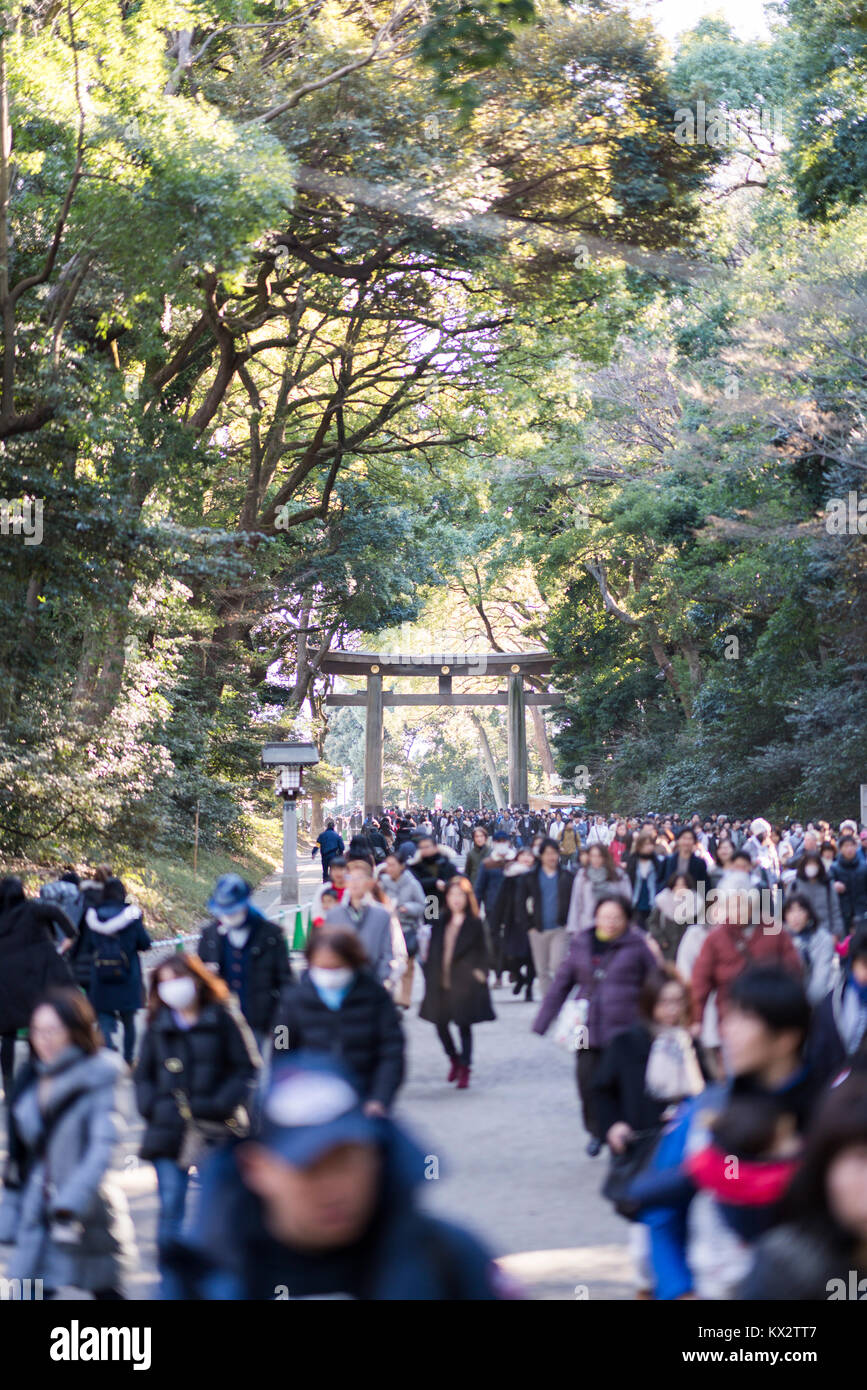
[489,850,538,1001]
[593,968,707,1155]
[0,876,76,1099]
[419,877,495,1089]
[272,927,405,1113]
[134,955,261,1258]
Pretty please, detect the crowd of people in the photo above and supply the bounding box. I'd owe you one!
[1,799,867,1300]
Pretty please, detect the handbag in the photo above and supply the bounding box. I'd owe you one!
[173,1089,249,1170]
[601,1127,662,1220]
[401,923,419,958]
[552,992,588,1051]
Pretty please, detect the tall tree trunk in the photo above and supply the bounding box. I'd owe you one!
[470,714,505,808]
[528,703,556,784]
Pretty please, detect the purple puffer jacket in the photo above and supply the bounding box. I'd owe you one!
[532,926,660,1049]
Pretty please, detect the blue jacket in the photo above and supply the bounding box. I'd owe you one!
[161,1126,512,1300]
[315,829,345,861]
[474,855,511,920]
[629,1069,815,1299]
[85,901,151,1014]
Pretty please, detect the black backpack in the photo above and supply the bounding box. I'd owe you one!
[93,931,132,983]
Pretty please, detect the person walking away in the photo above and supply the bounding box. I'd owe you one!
[533,893,660,1156]
[0,988,135,1298]
[41,871,96,993]
[85,877,151,1065]
[161,1055,517,1299]
[313,822,345,883]
[782,893,837,1006]
[197,874,293,1051]
[273,928,404,1113]
[420,878,495,1089]
[134,954,260,1263]
[0,877,77,1101]
[378,852,426,1008]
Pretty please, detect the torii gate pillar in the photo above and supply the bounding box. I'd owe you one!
[507,673,528,807]
[320,650,557,818]
[364,672,383,819]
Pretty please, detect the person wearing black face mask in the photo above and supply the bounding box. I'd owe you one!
[625,833,666,929]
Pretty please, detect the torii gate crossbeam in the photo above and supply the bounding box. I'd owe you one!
[318,650,562,816]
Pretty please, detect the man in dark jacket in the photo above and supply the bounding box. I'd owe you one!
[162,1055,515,1299]
[662,826,709,893]
[313,822,345,882]
[0,876,77,1097]
[409,835,458,924]
[198,875,292,1048]
[517,838,574,995]
[85,876,151,1063]
[831,836,867,933]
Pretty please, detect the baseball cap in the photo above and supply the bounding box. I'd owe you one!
[258,1057,379,1169]
[492,830,511,842]
[208,873,253,914]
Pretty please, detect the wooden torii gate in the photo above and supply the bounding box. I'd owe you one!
[320,649,562,817]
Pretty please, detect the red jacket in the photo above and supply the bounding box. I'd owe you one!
[691,921,803,1023]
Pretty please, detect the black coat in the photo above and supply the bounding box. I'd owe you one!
[0,900,76,1033]
[593,1023,709,1139]
[419,914,496,1029]
[662,851,709,891]
[516,864,574,938]
[197,909,293,1035]
[410,851,458,921]
[488,867,535,965]
[273,972,405,1107]
[134,1003,260,1161]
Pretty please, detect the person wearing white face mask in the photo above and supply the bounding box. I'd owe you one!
[197,874,293,1049]
[786,850,844,939]
[272,928,405,1116]
[134,955,260,1264]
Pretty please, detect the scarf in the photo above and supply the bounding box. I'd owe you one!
[644,1027,704,1102]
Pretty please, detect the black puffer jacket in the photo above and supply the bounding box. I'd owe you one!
[134,1003,261,1161]
[197,908,293,1035]
[273,971,405,1107]
[0,897,76,1033]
